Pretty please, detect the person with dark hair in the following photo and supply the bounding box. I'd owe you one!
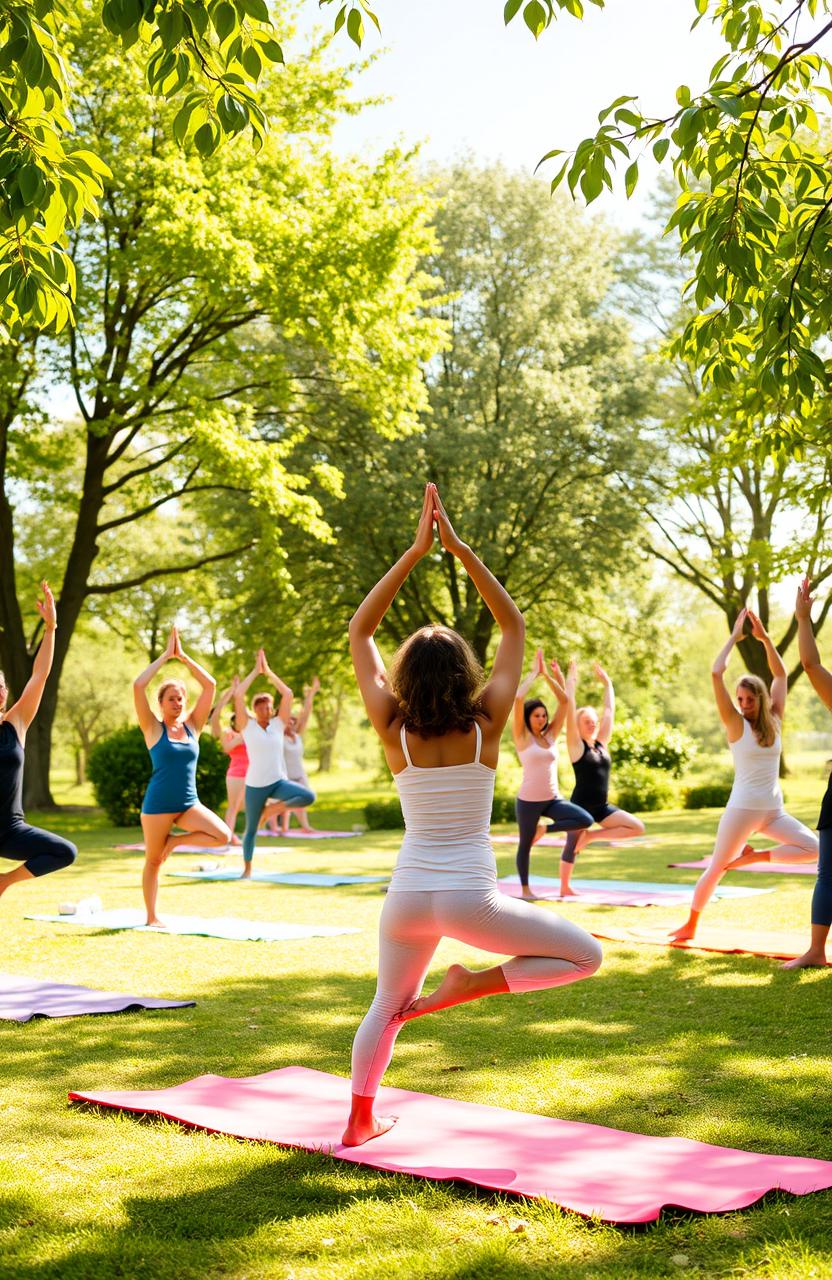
[234,652,316,876]
[511,649,593,900]
[558,659,645,896]
[210,686,247,845]
[670,606,818,943]
[783,578,832,969]
[134,626,231,926]
[0,582,77,900]
[342,484,602,1147]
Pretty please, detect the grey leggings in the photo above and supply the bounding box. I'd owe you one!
[350,887,603,1097]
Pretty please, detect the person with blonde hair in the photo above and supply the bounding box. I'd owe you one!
[134,627,231,926]
[342,484,601,1148]
[783,578,832,969]
[670,607,818,942]
[0,582,76,899]
[559,658,645,896]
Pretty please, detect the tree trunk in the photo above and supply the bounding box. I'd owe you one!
[316,686,345,772]
[75,748,84,787]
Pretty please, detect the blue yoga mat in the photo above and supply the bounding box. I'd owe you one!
[167,870,388,886]
[26,909,359,942]
[517,877,773,900]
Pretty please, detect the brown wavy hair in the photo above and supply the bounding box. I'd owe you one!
[389,625,485,737]
[736,674,779,748]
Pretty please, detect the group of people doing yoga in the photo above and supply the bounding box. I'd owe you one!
[2,504,831,1146]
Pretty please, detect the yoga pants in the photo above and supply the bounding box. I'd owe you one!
[0,821,76,877]
[351,887,602,1096]
[242,779,316,862]
[515,797,592,886]
[812,827,832,927]
[561,800,620,864]
[692,807,818,913]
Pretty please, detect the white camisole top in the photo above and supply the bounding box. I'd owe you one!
[727,718,783,811]
[388,722,497,893]
[517,735,559,802]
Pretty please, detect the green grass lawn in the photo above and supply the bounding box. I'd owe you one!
[1,774,831,1279]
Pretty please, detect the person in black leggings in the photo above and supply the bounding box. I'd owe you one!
[0,582,76,898]
[559,659,644,896]
[783,578,832,969]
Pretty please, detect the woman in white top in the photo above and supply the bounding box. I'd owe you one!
[233,650,315,877]
[670,607,818,942]
[512,649,593,900]
[280,676,320,835]
[343,484,602,1147]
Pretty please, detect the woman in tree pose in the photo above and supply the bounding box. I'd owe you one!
[670,607,818,942]
[559,659,645,896]
[280,676,320,835]
[343,484,602,1147]
[210,687,247,845]
[783,579,832,969]
[135,627,231,925]
[234,652,315,877]
[512,649,593,900]
[0,582,77,900]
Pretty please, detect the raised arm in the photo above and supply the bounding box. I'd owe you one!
[348,486,434,737]
[5,582,58,737]
[260,650,293,724]
[296,675,320,735]
[233,662,260,733]
[796,578,832,712]
[595,662,615,746]
[174,631,216,733]
[747,609,787,719]
[133,626,176,739]
[513,651,542,747]
[712,608,747,739]
[432,486,524,731]
[564,659,583,763]
[542,655,568,738]
[210,685,233,740]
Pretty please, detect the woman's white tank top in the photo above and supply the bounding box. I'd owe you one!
[727,718,783,810]
[517,735,559,801]
[389,722,497,892]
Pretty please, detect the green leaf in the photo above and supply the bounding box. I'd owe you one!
[258,39,283,64]
[18,163,43,206]
[212,2,236,42]
[241,44,262,78]
[239,0,270,20]
[346,7,364,46]
[504,0,523,21]
[216,92,248,133]
[652,137,669,163]
[624,160,638,197]
[523,0,546,38]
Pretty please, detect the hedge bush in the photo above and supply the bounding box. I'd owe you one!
[684,781,734,809]
[613,716,696,777]
[88,725,227,826]
[613,762,676,813]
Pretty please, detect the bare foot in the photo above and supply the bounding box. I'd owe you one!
[400,963,475,1020]
[782,950,827,969]
[519,888,543,902]
[531,822,548,847]
[230,834,242,846]
[668,925,696,942]
[240,867,252,880]
[145,917,167,929]
[729,843,764,868]
[558,887,580,898]
[341,1113,397,1147]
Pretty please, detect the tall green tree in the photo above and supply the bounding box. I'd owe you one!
[2,11,442,806]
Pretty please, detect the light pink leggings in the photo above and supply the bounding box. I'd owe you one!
[350,888,603,1097]
[692,807,819,913]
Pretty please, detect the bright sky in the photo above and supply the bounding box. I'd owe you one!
[300,0,727,226]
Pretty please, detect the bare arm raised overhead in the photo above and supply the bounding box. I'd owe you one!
[746,609,787,719]
[296,676,320,736]
[133,626,177,744]
[260,649,293,724]
[594,662,615,747]
[712,608,748,742]
[5,582,58,741]
[512,650,543,750]
[796,577,832,711]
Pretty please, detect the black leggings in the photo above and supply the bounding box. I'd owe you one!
[0,822,77,877]
[812,827,832,927]
[515,797,593,887]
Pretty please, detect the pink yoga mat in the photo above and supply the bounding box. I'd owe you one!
[114,843,237,854]
[69,1065,832,1223]
[592,924,830,963]
[491,834,653,848]
[256,830,358,839]
[498,883,694,906]
[669,858,817,876]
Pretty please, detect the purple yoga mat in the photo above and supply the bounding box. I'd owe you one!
[0,972,195,1022]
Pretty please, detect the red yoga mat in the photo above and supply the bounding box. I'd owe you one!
[669,858,817,876]
[592,924,829,962]
[68,1065,832,1223]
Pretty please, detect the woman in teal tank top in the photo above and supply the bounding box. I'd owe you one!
[134,626,230,926]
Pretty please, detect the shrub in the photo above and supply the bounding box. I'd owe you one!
[364,798,404,830]
[613,717,696,777]
[613,763,675,813]
[684,781,733,809]
[89,725,228,826]
[491,792,515,824]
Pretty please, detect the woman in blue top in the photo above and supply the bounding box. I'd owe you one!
[134,626,230,926]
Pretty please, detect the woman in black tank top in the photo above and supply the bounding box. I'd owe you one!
[558,660,645,896]
[0,583,76,900]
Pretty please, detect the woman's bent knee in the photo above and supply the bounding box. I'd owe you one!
[580,936,603,975]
